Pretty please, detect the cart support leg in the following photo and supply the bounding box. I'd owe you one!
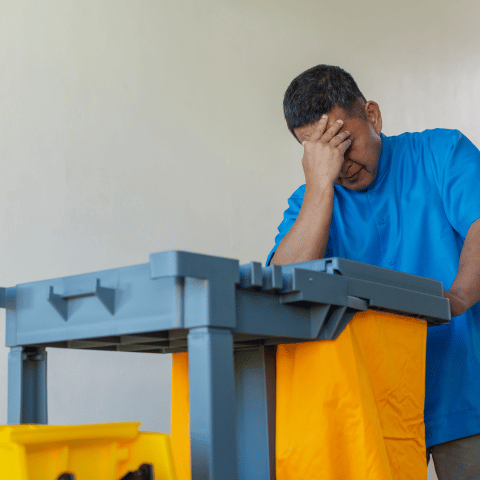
[235,346,272,480]
[8,346,48,424]
[188,327,238,480]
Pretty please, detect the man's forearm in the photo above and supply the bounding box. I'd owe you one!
[271,185,334,265]
[445,218,480,316]
[272,114,350,266]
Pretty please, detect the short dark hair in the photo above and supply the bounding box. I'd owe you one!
[283,65,367,141]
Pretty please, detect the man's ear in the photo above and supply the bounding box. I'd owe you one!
[365,101,382,135]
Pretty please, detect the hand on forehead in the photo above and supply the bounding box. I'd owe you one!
[311,108,348,134]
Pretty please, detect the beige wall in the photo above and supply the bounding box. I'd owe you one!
[1,0,479,476]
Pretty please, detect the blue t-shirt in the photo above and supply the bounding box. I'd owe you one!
[267,129,480,448]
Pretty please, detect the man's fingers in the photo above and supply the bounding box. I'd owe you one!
[309,115,329,142]
[330,130,350,147]
[303,129,351,156]
[321,119,344,143]
[337,137,352,155]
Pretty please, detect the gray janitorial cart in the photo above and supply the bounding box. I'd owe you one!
[1,251,450,480]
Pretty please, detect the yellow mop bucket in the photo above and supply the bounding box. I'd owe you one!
[0,422,177,480]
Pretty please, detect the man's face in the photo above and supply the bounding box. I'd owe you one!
[293,101,383,191]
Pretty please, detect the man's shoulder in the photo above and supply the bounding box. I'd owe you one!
[389,128,461,149]
[387,129,463,172]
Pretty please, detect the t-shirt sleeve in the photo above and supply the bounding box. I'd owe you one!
[266,186,305,265]
[437,130,480,238]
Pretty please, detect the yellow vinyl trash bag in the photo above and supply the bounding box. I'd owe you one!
[277,311,427,480]
[171,310,427,480]
[171,351,191,480]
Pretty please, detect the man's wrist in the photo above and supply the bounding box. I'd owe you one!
[305,181,335,197]
[444,288,469,317]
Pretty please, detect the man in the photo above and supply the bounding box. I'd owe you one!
[267,65,480,478]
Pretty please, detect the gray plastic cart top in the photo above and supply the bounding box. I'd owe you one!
[0,251,450,480]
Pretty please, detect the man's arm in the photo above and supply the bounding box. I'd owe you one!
[270,184,334,264]
[271,116,351,265]
[444,218,480,316]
